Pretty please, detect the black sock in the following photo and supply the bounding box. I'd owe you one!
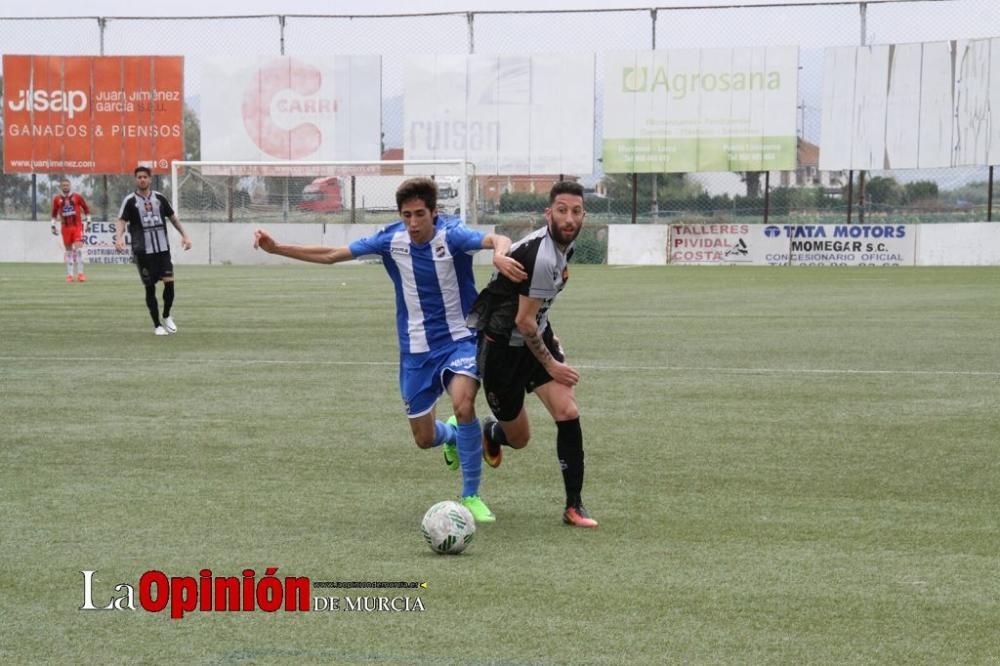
[162,281,175,318]
[556,418,584,508]
[487,420,510,447]
[145,284,161,327]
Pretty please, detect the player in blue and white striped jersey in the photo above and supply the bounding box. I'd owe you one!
[254,177,526,524]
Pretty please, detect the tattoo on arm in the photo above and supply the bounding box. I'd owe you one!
[524,329,554,367]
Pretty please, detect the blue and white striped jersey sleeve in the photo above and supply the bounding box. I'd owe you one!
[348,228,389,258]
[442,218,485,255]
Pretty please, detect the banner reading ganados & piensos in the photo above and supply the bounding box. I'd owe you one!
[3,55,183,174]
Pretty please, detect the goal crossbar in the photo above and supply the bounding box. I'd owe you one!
[170,159,476,223]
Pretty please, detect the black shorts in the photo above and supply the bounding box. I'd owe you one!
[134,251,174,286]
[476,326,564,422]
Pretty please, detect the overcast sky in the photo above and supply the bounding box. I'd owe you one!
[0,0,947,18]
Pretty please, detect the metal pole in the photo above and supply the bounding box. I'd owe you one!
[858,6,867,228]
[283,177,289,224]
[31,175,38,221]
[350,175,356,225]
[630,173,638,224]
[100,17,109,221]
[846,170,854,224]
[860,2,868,47]
[170,161,179,214]
[858,171,866,224]
[988,166,994,222]
[763,171,770,225]
[279,15,286,55]
[651,10,658,223]
[467,12,475,55]
[102,176,110,221]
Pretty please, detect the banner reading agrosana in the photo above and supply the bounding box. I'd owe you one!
[603,47,798,173]
[3,55,183,175]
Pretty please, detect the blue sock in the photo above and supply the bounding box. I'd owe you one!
[432,420,455,448]
[456,419,483,497]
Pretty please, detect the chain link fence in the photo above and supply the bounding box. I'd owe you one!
[1,1,998,264]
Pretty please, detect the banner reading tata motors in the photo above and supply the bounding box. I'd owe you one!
[201,56,381,169]
[668,223,915,266]
[3,55,183,174]
[405,54,595,175]
[603,47,799,173]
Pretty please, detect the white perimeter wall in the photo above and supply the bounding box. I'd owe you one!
[607,223,1000,266]
[2,221,998,266]
[0,222,497,266]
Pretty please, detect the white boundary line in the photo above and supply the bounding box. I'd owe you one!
[2,356,998,377]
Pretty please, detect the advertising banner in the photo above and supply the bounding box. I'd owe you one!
[668,224,915,266]
[201,56,381,168]
[603,47,799,173]
[405,54,595,175]
[668,223,787,264]
[820,38,1000,170]
[3,55,184,174]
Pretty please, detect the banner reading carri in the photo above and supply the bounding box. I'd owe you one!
[3,55,184,174]
[200,55,382,172]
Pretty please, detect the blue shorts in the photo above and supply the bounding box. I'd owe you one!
[399,338,478,418]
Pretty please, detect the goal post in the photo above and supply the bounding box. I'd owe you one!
[169,159,477,225]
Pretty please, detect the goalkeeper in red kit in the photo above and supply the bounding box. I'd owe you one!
[51,178,91,283]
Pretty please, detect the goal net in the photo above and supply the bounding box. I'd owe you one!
[169,159,477,226]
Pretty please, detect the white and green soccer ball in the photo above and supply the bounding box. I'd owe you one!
[421,500,476,554]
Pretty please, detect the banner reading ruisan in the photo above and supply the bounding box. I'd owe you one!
[3,55,183,175]
[602,47,799,173]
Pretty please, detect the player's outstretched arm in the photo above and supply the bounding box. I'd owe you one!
[253,228,354,265]
[482,233,527,283]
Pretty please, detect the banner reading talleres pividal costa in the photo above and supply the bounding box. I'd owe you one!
[668,224,915,266]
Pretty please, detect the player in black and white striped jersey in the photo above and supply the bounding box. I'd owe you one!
[115,166,192,336]
[466,180,598,528]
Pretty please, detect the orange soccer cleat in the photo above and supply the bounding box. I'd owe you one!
[562,503,599,528]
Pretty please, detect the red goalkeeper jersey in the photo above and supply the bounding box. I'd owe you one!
[52,192,90,223]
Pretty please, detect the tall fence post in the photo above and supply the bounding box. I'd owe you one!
[858,171,866,224]
[763,171,770,225]
[467,12,475,55]
[846,171,854,224]
[989,166,994,222]
[630,174,638,224]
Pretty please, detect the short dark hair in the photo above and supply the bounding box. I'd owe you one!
[395,177,438,212]
[134,166,152,177]
[549,180,584,203]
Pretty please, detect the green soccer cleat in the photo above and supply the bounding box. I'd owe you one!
[461,495,496,524]
[442,416,459,471]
